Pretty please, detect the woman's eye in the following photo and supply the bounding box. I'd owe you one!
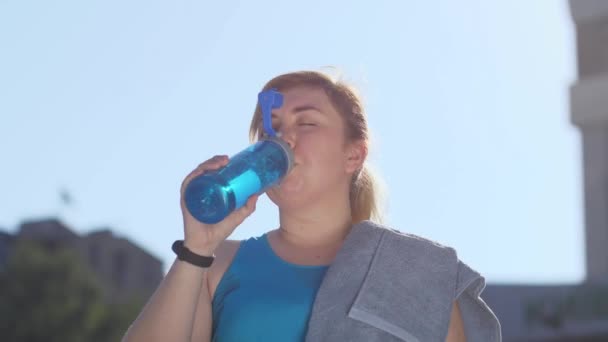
[299,123,316,126]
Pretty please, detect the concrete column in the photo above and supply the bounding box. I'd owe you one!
[569,0,608,282]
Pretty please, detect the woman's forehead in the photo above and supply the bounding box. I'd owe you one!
[275,86,335,114]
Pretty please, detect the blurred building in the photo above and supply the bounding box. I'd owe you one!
[481,1,608,341]
[0,229,14,271]
[0,218,163,303]
[483,284,608,341]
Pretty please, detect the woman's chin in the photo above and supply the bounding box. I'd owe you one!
[267,177,306,204]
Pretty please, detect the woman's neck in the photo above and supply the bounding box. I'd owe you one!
[275,196,353,249]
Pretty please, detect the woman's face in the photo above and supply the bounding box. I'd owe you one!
[263,86,363,210]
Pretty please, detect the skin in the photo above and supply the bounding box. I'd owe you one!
[123,85,466,342]
[264,85,367,264]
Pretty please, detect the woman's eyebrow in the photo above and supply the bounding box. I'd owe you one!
[271,104,324,119]
[292,104,324,115]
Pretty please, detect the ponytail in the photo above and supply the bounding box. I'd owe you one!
[350,165,384,224]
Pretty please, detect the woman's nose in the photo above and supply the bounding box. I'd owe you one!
[278,126,296,149]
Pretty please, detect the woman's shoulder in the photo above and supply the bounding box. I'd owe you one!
[360,221,487,297]
[352,220,487,295]
[354,220,458,256]
[207,239,242,299]
[214,238,242,260]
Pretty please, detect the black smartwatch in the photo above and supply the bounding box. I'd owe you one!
[172,240,215,268]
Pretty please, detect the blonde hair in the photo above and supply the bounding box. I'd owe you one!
[248,70,384,224]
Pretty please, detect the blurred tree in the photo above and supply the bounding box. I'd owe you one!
[0,241,143,342]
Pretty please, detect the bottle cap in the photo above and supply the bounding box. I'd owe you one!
[258,88,283,138]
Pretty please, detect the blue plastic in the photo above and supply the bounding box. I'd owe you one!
[258,88,283,138]
[184,137,294,224]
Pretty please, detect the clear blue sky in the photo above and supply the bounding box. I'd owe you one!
[0,0,580,284]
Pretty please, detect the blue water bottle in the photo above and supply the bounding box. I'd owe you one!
[184,89,294,224]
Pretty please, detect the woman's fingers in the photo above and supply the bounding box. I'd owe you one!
[180,155,229,195]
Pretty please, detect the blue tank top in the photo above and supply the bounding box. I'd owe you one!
[211,233,329,342]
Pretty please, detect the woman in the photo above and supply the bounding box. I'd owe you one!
[122,71,499,342]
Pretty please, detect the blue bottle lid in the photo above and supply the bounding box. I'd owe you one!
[258,88,283,138]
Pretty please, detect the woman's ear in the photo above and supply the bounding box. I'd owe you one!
[345,140,367,174]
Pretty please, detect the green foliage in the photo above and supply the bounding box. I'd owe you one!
[0,241,144,342]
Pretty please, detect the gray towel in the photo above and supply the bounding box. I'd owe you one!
[305,220,501,342]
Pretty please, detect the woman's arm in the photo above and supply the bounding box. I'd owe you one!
[445,301,466,342]
[121,258,211,342]
[122,155,257,342]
